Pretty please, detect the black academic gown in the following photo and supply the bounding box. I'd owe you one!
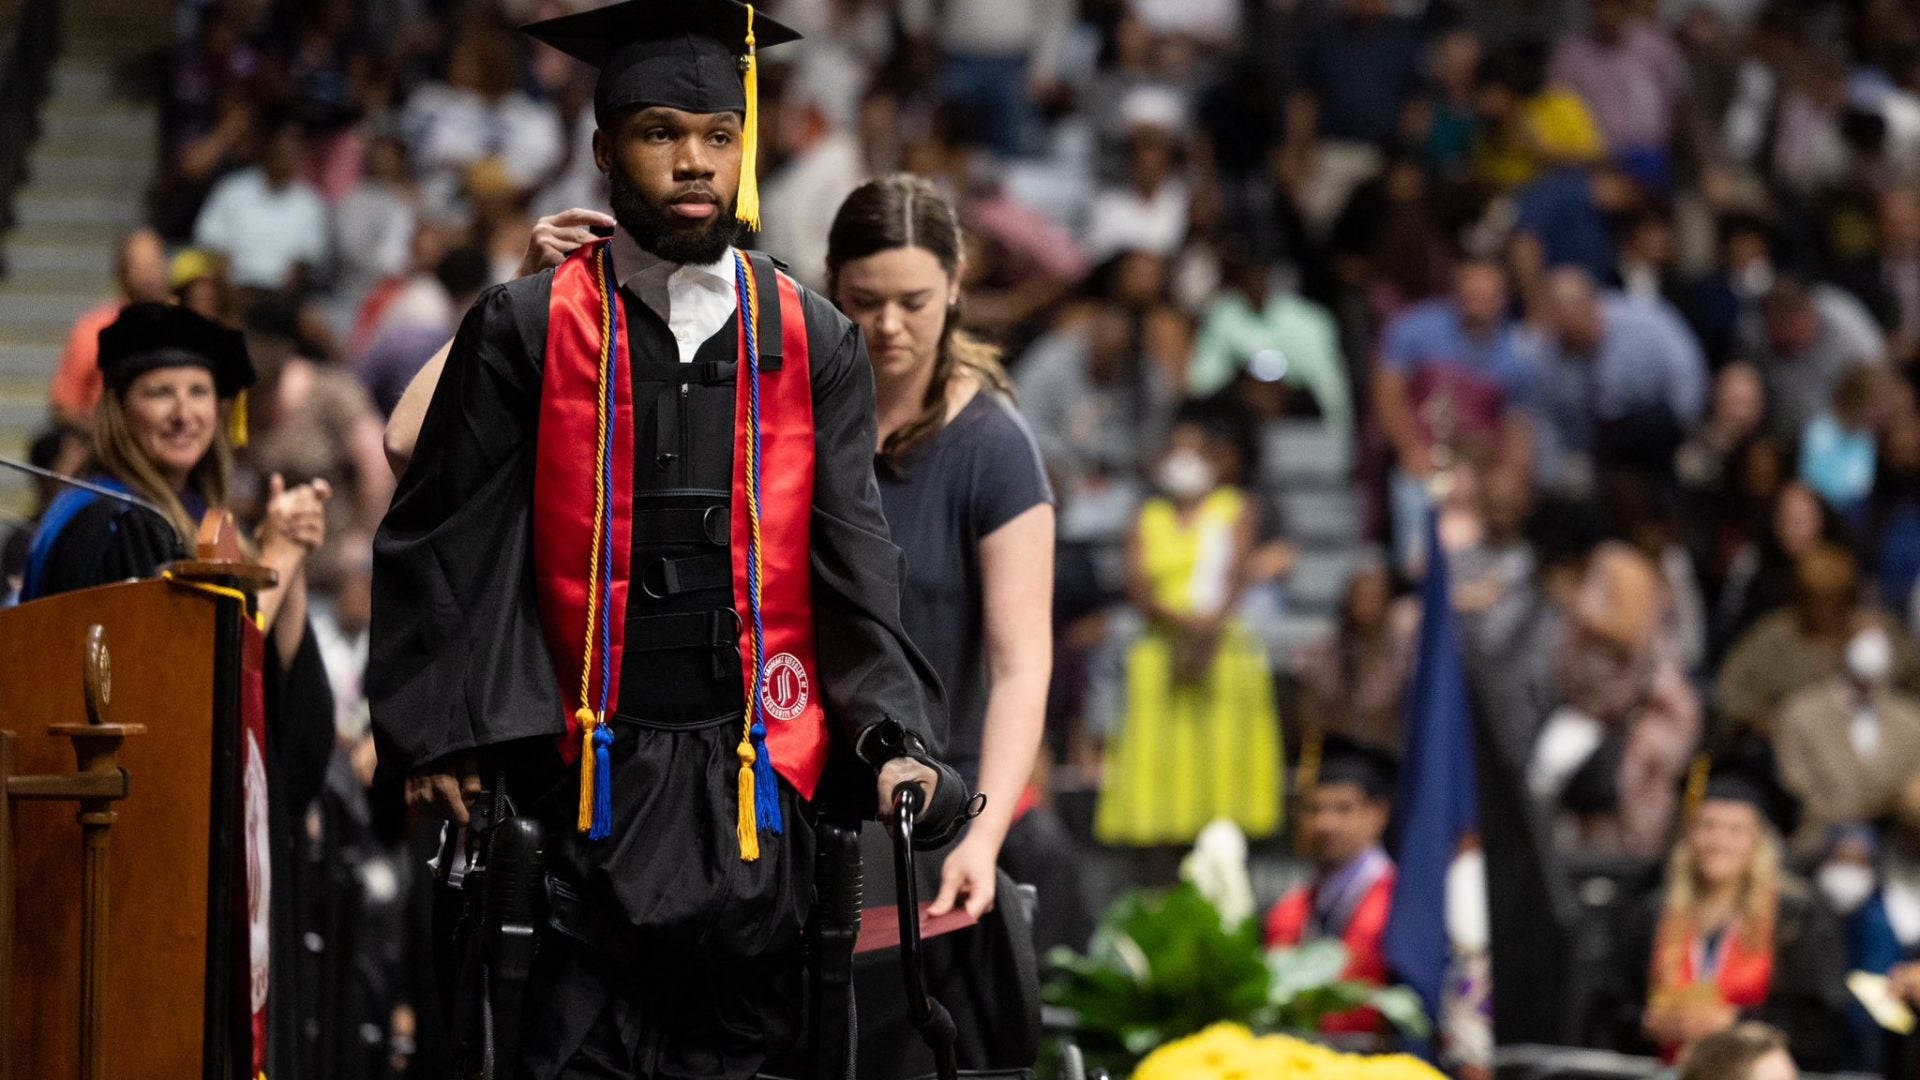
[1614,885,1852,1070]
[24,496,189,599]
[368,261,944,1078]
[25,496,337,1080]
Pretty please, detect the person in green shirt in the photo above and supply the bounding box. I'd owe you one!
[1189,246,1353,450]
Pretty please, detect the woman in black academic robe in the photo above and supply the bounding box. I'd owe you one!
[1611,773,1851,1071]
[20,302,338,1080]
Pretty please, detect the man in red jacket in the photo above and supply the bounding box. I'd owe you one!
[1265,736,1397,1035]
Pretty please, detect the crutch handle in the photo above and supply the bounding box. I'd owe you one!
[888,783,959,1080]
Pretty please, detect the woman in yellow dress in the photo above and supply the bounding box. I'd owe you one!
[1097,409,1283,846]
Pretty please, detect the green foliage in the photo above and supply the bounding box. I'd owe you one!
[1045,883,1270,1064]
[1045,883,1430,1074]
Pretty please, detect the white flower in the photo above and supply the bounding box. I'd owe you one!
[1181,819,1255,926]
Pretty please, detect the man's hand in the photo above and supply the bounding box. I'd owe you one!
[406,751,482,824]
[517,208,617,278]
[928,833,999,919]
[877,755,939,820]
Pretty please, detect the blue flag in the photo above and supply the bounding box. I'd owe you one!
[1383,507,1479,1026]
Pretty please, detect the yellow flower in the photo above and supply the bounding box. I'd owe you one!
[1134,1024,1447,1080]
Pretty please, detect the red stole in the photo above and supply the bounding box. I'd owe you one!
[239,624,269,1075]
[1265,862,1397,1035]
[730,266,831,801]
[1650,912,1775,1059]
[532,241,830,817]
[1669,919,1774,1009]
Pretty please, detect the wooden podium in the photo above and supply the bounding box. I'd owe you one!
[0,514,273,1079]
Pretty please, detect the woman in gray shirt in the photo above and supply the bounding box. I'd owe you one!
[827,174,1057,917]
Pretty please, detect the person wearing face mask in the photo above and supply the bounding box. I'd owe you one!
[1774,619,1920,866]
[1817,826,1882,919]
[1811,826,1903,1071]
[1717,543,1920,737]
[1095,406,1284,848]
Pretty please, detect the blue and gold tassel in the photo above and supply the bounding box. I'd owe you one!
[577,244,621,841]
[733,250,781,861]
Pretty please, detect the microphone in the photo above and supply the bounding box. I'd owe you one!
[0,458,190,560]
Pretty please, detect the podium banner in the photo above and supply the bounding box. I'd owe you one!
[239,624,269,1077]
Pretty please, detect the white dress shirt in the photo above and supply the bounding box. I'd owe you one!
[611,228,739,364]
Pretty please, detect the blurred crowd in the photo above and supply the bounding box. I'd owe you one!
[16,0,1920,1073]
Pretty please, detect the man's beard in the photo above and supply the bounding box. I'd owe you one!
[610,167,740,266]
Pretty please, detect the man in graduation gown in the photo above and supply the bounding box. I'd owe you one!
[367,3,962,1077]
[1265,737,1399,1037]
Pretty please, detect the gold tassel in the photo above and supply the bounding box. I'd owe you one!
[576,707,597,833]
[1291,727,1324,857]
[736,5,761,231]
[1684,753,1710,819]
[736,737,761,861]
[229,390,249,448]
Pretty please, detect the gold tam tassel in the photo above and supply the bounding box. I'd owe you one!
[229,390,249,448]
[736,5,761,231]
[1684,753,1710,818]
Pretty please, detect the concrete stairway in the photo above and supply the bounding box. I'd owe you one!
[0,0,166,514]
[1259,419,1363,657]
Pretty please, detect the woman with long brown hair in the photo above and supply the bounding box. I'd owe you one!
[828,174,1061,1073]
[1621,765,1849,1069]
[19,301,337,1080]
[828,172,1055,908]
[23,303,331,664]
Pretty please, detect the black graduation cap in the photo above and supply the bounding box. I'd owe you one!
[1693,749,1801,839]
[97,302,255,400]
[1313,734,1398,802]
[522,0,798,229]
[523,0,799,115]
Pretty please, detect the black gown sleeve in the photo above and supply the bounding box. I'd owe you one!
[263,622,334,1080]
[1611,892,1663,1054]
[31,499,183,599]
[266,623,337,820]
[368,276,567,781]
[1753,890,1851,1071]
[799,289,947,755]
